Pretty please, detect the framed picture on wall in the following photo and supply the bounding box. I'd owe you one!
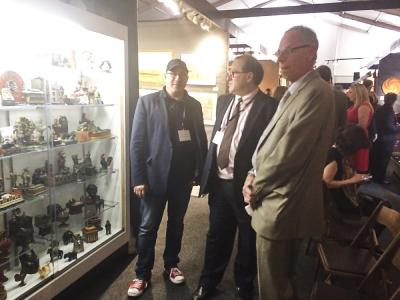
[181,53,217,86]
[139,52,172,89]
[190,91,217,125]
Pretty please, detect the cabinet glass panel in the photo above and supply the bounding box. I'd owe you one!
[0,1,126,298]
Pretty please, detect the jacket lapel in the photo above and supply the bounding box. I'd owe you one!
[214,95,234,133]
[237,91,264,151]
[258,71,319,145]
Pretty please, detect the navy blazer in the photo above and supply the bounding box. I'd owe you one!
[130,89,208,196]
[200,90,277,201]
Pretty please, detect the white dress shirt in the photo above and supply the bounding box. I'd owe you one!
[217,88,258,180]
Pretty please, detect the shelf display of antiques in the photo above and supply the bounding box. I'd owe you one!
[0,1,127,298]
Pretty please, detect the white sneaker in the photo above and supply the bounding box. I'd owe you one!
[127,278,148,297]
[165,267,185,284]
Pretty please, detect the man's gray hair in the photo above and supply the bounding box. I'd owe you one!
[286,26,318,63]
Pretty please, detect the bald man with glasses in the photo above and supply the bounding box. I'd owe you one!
[243,26,335,300]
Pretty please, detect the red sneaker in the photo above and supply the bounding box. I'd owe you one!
[127,278,148,297]
[165,267,185,284]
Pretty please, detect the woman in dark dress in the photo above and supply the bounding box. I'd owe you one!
[323,124,370,214]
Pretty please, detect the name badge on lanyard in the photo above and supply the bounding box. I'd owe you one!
[212,131,224,145]
[178,129,191,142]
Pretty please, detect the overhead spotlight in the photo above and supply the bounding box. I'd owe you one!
[200,19,210,31]
[192,14,199,25]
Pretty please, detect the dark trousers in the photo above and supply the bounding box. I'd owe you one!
[199,179,257,291]
[135,177,193,281]
[371,140,394,183]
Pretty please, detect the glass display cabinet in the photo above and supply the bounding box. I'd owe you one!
[0,1,129,299]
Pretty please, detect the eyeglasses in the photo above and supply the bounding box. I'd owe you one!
[227,71,248,78]
[274,44,311,58]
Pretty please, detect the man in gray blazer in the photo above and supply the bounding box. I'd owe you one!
[243,26,335,300]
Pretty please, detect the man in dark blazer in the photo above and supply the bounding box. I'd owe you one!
[193,55,277,300]
[128,59,208,298]
[316,64,350,137]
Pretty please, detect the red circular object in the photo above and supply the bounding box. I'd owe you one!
[0,71,24,103]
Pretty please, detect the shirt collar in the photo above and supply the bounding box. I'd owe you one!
[235,88,259,104]
[287,71,312,95]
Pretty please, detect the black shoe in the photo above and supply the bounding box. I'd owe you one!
[192,285,214,300]
[236,287,253,300]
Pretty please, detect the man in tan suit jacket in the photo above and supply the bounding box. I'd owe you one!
[243,26,335,300]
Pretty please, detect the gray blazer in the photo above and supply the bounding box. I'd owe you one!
[251,71,335,240]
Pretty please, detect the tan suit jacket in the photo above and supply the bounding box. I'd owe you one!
[252,70,335,240]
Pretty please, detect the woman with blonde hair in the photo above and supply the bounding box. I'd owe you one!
[346,83,374,173]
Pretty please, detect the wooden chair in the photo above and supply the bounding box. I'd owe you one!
[312,231,400,300]
[323,188,382,246]
[317,202,395,282]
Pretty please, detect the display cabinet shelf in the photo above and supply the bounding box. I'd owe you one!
[0,1,129,298]
[0,104,115,112]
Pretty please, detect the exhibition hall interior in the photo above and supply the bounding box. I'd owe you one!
[0,0,399,299]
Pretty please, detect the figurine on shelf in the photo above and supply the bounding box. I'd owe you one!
[62,230,75,245]
[66,198,84,215]
[100,154,113,173]
[32,165,47,185]
[34,215,52,236]
[64,251,77,262]
[83,184,104,219]
[39,262,51,279]
[8,208,34,250]
[105,220,111,235]
[73,234,84,253]
[82,225,98,243]
[7,173,18,188]
[47,203,63,222]
[52,116,69,140]
[13,117,37,146]
[19,168,31,188]
[14,249,39,286]
[87,216,102,231]
[56,208,69,227]
[83,152,97,176]
[47,240,63,262]
[71,155,86,182]
[57,151,70,175]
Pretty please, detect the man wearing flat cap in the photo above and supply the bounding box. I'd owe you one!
[129,59,208,297]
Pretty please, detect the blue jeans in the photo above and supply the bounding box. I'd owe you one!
[135,177,193,281]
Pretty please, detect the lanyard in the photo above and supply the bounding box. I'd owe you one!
[221,96,254,130]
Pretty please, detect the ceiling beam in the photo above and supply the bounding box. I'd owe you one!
[213,0,234,8]
[338,12,400,32]
[291,0,400,32]
[207,1,400,18]
[183,0,246,38]
[380,9,400,17]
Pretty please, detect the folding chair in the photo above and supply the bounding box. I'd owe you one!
[312,231,400,300]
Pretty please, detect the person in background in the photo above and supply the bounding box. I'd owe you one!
[323,124,371,215]
[316,65,350,136]
[363,79,378,109]
[346,83,374,173]
[242,26,335,300]
[370,93,400,184]
[272,85,288,101]
[128,59,208,298]
[193,55,277,300]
